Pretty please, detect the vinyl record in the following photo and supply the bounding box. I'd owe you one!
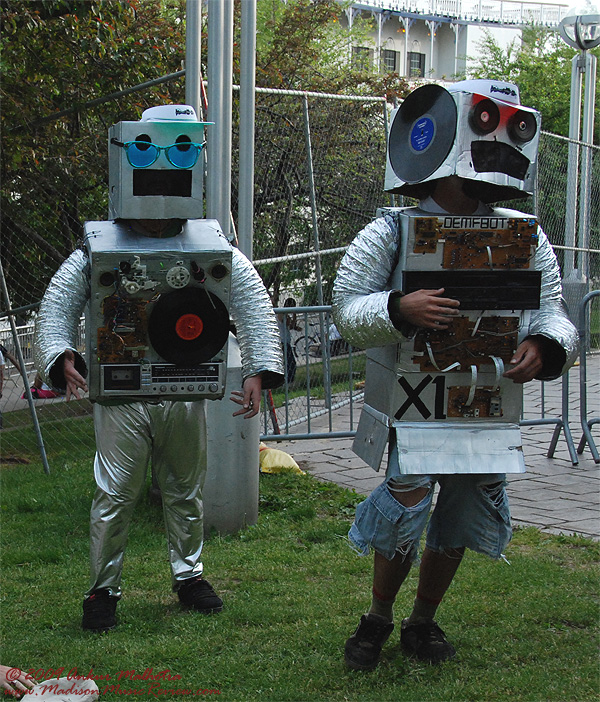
[388,84,458,184]
[148,287,229,366]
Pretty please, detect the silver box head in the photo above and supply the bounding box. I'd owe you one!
[385,80,540,203]
[108,105,211,220]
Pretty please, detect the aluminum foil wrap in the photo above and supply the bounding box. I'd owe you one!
[332,215,404,349]
[229,247,284,389]
[34,248,90,388]
[333,214,578,378]
[530,228,579,376]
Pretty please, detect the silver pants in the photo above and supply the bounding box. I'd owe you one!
[87,400,207,597]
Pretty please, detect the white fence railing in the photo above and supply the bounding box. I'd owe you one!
[352,0,568,25]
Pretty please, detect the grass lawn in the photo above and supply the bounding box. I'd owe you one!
[1,457,598,702]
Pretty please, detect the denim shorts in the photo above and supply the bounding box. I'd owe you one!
[348,441,512,561]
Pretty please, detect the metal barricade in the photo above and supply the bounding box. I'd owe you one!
[261,305,362,441]
[577,290,600,463]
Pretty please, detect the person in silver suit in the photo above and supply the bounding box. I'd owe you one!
[34,105,283,632]
[333,81,578,670]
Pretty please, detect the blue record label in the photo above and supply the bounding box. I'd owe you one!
[410,116,435,152]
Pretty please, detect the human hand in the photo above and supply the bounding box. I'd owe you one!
[230,374,262,418]
[390,288,460,329]
[503,338,544,384]
[63,349,88,401]
[0,665,36,697]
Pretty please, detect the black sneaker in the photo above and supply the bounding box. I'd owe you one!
[177,577,223,614]
[82,589,118,632]
[344,613,395,671]
[400,618,456,663]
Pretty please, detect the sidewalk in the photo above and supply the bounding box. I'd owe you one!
[274,362,600,541]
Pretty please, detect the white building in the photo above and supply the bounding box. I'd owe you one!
[340,0,569,80]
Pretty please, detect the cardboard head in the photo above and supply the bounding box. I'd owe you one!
[385,80,541,203]
[108,105,213,220]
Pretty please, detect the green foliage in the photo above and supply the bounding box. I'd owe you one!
[469,25,600,142]
[1,0,188,307]
[254,0,409,101]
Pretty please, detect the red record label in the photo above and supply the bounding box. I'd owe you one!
[176,313,204,340]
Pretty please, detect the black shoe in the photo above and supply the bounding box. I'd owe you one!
[177,577,223,614]
[344,613,394,671]
[400,618,456,663]
[82,589,118,632]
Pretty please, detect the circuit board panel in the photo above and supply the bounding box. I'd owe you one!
[446,386,503,418]
[97,295,149,363]
[412,315,520,372]
[412,217,538,269]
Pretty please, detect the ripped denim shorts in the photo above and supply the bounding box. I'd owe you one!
[349,443,512,561]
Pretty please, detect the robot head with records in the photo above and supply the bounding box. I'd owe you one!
[385,79,540,203]
[108,105,213,221]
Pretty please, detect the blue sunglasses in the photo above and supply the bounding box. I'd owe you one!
[111,138,205,169]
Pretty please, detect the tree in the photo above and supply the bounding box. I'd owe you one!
[238,0,410,304]
[1,0,188,307]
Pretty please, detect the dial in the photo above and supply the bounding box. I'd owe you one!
[166,265,191,289]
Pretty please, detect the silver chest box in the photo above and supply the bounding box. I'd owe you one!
[354,207,541,474]
[85,219,232,402]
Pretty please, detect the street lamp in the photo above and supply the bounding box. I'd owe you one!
[559,1,600,50]
[558,1,599,326]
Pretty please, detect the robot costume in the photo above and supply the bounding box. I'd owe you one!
[34,105,284,599]
[332,80,578,561]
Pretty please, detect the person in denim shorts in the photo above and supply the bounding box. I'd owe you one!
[332,80,578,671]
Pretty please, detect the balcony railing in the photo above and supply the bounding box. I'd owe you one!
[351,0,569,26]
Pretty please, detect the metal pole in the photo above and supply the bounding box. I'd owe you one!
[302,95,324,308]
[577,290,600,462]
[562,52,588,329]
[578,51,596,281]
[206,0,233,240]
[238,0,257,260]
[564,53,583,275]
[0,260,50,474]
[301,94,332,407]
[185,0,202,118]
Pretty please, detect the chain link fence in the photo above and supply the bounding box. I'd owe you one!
[1,78,599,467]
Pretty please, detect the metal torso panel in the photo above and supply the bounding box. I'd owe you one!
[355,206,540,474]
[85,219,232,403]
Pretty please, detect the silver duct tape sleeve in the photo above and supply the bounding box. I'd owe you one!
[530,228,579,376]
[34,249,90,387]
[229,247,284,389]
[332,216,405,349]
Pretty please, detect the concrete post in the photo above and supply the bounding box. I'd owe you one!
[204,335,260,535]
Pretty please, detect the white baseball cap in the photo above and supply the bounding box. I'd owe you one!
[141,104,200,122]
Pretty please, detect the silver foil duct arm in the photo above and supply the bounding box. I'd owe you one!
[527,227,579,379]
[332,216,407,349]
[34,249,90,389]
[229,247,284,389]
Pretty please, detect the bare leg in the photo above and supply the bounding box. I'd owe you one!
[408,545,465,623]
[400,545,465,663]
[345,486,430,670]
[369,486,429,618]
